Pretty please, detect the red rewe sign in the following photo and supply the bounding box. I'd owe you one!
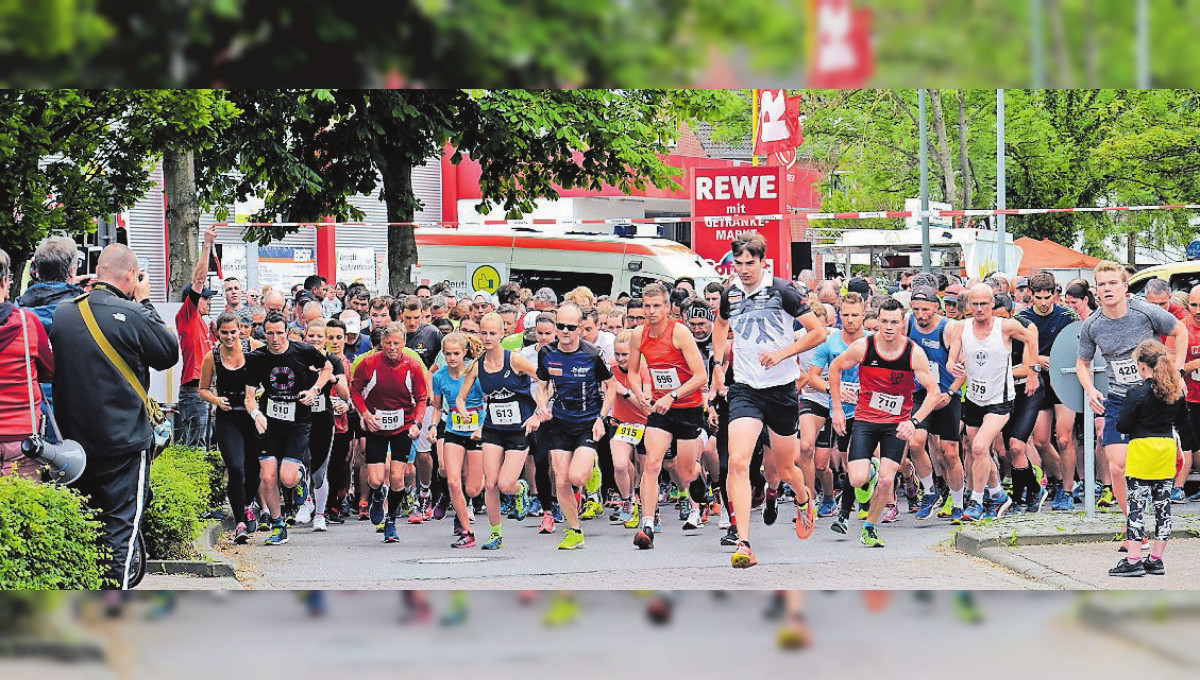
[690,166,790,277]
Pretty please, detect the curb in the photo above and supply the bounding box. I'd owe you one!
[970,546,1092,590]
[0,638,106,663]
[1079,596,1200,666]
[145,518,237,578]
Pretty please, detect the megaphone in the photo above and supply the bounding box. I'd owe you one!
[20,435,87,486]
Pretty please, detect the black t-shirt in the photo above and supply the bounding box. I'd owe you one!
[310,353,345,420]
[406,323,443,369]
[246,341,329,428]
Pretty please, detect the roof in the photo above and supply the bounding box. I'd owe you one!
[1015,237,1101,276]
[692,122,754,160]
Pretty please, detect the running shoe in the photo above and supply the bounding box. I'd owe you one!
[1108,558,1145,577]
[543,595,581,627]
[528,496,543,518]
[777,615,812,650]
[915,491,940,520]
[622,502,641,529]
[730,540,757,568]
[1143,556,1165,575]
[855,459,879,505]
[717,513,731,530]
[677,497,690,521]
[880,503,899,523]
[1189,489,1200,502]
[358,499,369,521]
[609,505,622,522]
[453,515,464,537]
[264,522,288,546]
[432,495,449,521]
[582,499,604,520]
[376,521,386,534]
[383,519,400,543]
[817,497,837,518]
[856,508,869,521]
[949,506,964,523]
[616,499,634,525]
[244,507,258,535]
[720,524,739,546]
[422,496,435,522]
[860,524,884,548]
[763,487,779,526]
[481,531,503,550]
[551,502,564,523]
[751,486,765,510]
[539,513,555,534]
[653,510,662,532]
[324,509,345,525]
[830,512,849,535]
[399,492,414,516]
[514,480,530,520]
[683,506,702,531]
[634,523,655,549]
[501,494,514,518]
[294,497,315,525]
[1027,486,1047,514]
[936,494,955,519]
[794,499,815,539]
[408,506,424,524]
[585,461,601,495]
[312,514,327,532]
[292,476,309,508]
[1050,488,1074,512]
[961,500,983,523]
[368,488,385,526]
[988,489,1013,518]
[453,533,477,548]
[952,592,984,624]
[557,528,585,550]
[233,522,249,544]
[1170,487,1187,504]
[1032,465,1045,489]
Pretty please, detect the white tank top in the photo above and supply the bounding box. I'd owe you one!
[961,318,1014,406]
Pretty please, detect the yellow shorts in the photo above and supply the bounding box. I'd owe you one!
[1125,437,1177,481]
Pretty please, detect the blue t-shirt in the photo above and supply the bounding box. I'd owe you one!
[906,316,954,393]
[536,341,612,424]
[344,334,372,365]
[810,331,861,418]
[432,365,485,435]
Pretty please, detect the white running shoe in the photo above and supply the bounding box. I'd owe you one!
[312,513,328,532]
[683,507,702,531]
[295,499,316,525]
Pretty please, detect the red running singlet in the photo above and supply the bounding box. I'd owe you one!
[855,335,917,424]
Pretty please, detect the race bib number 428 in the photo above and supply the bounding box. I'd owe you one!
[1111,358,1141,385]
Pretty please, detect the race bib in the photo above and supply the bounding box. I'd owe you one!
[842,382,860,403]
[1111,358,1141,385]
[868,391,903,416]
[488,401,522,426]
[650,367,682,391]
[376,409,404,430]
[267,398,296,422]
[451,410,481,432]
[1191,369,1200,382]
[968,378,989,402]
[614,423,645,445]
[310,394,327,414]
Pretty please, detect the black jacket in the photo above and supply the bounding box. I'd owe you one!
[1114,380,1192,442]
[50,284,179,458]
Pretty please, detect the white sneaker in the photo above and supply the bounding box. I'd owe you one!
[312,513,327,532]
[683,507,702,531]
[295,499,316,525]
[718,515,731,530]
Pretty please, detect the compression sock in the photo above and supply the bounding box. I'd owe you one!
[387,488,405,520]
[919,474,936,495]
[689,477,709,504]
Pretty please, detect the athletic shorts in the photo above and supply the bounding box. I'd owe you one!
[545,418,599,452]
[728,382,799,437]
[799,399,852,451]
[1101,391,1131,447]
[365,431,414,465]
[1004,382,1043,443]
[260,424,311,465]
[1040,382,1062,409]
[481,426,529,452]
[848,420,906,464]
[912,390,962,440]
[962,399,1014,429]
[1178,401,1200,452]
[646,406,703,442]
[607,419,647,456]
[439,423,481,452]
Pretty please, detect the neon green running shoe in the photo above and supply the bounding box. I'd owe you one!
[860,524,884,548]
[854,459,878,505]
[544,594,581,627]
[557,528,586,550]
[622,502,641,528]
[585,460,601,494]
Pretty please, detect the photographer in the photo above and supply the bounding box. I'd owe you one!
[0,248,54,480]
[50,244,179,589]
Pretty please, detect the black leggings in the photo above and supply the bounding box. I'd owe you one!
[327,431,354,513]
[309,416,335,490]
[529,427,556,508]
[213,410,257,520]
[1126,477,1172,542]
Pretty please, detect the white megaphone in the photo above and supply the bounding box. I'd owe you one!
[20,435,87,486]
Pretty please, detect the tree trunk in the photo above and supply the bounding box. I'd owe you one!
[163,148,198,301]
[378,158,416,296]
[1046,0,1074,87]
[9,249,29,300]
[957,89,972,209]
[928,89,957,205]
[1127,229,1137,267]
[1085,0,1098,88]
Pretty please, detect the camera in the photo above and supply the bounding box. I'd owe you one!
[20,435,87,485]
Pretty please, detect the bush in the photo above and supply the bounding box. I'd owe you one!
[0,475,106,589]
[143,446,213,559]
[201,447,227,511]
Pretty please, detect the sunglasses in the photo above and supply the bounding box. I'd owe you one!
[556,323,579,332]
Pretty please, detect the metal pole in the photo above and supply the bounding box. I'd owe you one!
[1084,401,1096,518]
[919,89,931,273]
[996,89,1007,272]
[1031,0,1045,88]
[1137,0,1150,88]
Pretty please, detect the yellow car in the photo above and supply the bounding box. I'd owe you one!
[1127,261,1200,295]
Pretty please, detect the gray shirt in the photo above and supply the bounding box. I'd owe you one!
[1078,297,1179,397]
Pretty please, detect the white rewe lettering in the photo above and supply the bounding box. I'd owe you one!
[700,174,778,202]
[696,176,714,200]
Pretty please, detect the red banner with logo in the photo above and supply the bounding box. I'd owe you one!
[809,0,873,88]
[753,89,804,158]
[690,166,790,277]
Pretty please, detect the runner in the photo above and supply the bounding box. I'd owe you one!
[993,294,1046,514]
[945,284,1038,522]
[1179,285,1200,503]
[904,284,966,523]
[321,318,356,525]
[1077,261,1185,514]
[429,331,485,548]
[535,302,615,550]
[710,235,825,568]
[456,312,541,550]
[605,329,651,528]
[397,295,442,523]
[829,298,943,547]
[300,319,351,532]
[627,282,710,550]
[520,312,561,534]
[244,311,334,546]
[348,322,428,544]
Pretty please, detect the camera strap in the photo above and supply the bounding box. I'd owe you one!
[19,309,65,441]
[79,295,161,425]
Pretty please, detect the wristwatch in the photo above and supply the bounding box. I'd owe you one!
[910,417,919,428]
[1031,364,1044,374]
[668,390,679,401]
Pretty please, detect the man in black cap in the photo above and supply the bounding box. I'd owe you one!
[847,276,872,299]
[175,225,217,448]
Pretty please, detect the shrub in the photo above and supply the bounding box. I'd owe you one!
[201,447,227,511]
[0,475,106,589]
[143,446,213,559]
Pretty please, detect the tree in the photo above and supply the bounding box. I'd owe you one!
[197,89,735,294]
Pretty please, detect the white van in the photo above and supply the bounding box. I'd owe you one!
[412,228,723,298]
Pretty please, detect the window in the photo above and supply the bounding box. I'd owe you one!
[1169,272,1200,293]
[629,275,666,297]
[511,269,614,299]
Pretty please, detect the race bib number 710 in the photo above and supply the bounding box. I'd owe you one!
[868,391,902,416]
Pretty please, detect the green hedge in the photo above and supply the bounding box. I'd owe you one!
[0,475,106,590]
[143,446,214,559]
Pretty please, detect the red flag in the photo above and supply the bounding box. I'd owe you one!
[809,0,873,88]
[753,90,803,157]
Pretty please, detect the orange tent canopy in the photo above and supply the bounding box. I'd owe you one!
[1015,237,1101,277]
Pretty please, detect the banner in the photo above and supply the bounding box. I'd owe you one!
[690,166,790,276]
[258,246,316,294]
[809,0,873,88]
[336,247,378,291]
[753,89,804,158]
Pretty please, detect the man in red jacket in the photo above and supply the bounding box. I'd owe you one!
[350,322,428,544]
[0,247,55,480]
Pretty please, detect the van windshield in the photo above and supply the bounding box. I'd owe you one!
[651,251,722,288]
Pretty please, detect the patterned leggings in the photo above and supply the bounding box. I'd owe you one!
[1125,477,1172,542]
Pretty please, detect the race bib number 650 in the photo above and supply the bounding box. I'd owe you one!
[376,409,404,430]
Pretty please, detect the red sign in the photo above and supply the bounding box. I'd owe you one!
[753,90,804,158]
[690,166,790,277]
[809,0,873,88]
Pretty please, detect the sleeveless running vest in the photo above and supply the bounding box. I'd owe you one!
[906,316,954,392]
[961,319,1014,406]
[638,319,703,408]
[856,336,917,423]
[478,350,536,431]
[212,347,250,411]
